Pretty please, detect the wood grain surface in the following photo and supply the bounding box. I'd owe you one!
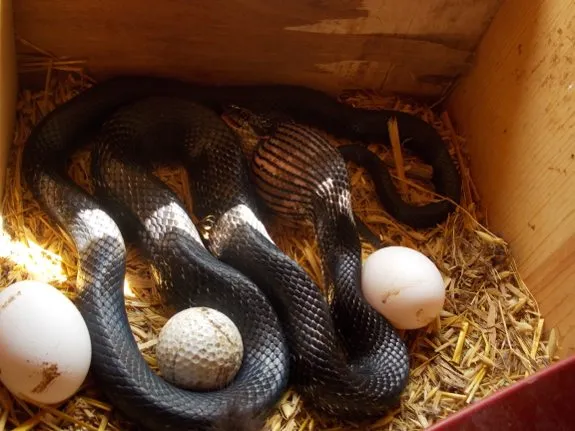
[0,0,17,204]
[447,0,575,356]
[12,0,502,97]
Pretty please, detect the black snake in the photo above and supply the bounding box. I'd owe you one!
[21,76,461,431]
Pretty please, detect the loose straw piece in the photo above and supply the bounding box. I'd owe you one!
[0,409,8,431]
[452,320,470,364]
[387,117,408,195]
[465,365,487,403]
[531,318,544,358]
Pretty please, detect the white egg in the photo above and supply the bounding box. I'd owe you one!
[156,306,244,391]
[361,246,446,330]
[0,280,92,404]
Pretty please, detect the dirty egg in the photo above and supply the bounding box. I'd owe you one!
[0,280,92,404]
[361,246,446,330]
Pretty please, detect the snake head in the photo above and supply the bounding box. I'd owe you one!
[221,105,280,138]
[221,105,273,159]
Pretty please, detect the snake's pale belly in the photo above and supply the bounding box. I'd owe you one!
[20,76,461,431]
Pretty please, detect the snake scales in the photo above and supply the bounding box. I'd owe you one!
[21,76,461,431]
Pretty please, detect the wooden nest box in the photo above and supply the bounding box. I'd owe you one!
[0,0,573,430]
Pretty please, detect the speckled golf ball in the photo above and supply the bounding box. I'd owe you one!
[156,307,244,390]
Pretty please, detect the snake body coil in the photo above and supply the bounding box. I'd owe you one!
[21,76,461,430]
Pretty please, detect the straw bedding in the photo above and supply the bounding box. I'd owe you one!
[0,46,559,431]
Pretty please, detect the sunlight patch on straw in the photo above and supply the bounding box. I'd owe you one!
[0,216,68,285]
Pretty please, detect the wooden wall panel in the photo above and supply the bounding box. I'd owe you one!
[447,0,575,356]
[0,0,17,204]
[13,0,502,98]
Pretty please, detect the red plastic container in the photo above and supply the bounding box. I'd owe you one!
[428,355,575,431]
